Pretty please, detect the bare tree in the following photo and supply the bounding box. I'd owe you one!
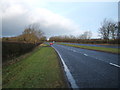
[99,19,110,40]
[109,22,117,40]
[20,23,44,43]
[117,22,120,39]
[79,31,92,39]
[99,19,118,40]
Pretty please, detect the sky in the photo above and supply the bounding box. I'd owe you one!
[1,0,119,38]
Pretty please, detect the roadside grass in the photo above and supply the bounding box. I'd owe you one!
[0,68,1,89]
[59,43,119,54]
[3,44,67,88]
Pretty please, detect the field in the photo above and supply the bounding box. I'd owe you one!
[59,43,119,54]
[2,45,67,88]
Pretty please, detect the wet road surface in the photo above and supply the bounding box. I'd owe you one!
[52,44,119,88]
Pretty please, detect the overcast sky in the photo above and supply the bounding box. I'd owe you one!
[1,0,119,38]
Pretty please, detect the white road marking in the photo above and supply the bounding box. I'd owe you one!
[109,63,120,68]
[59,45,120,69]
[84,54,88,56]
[72,50,77,52]
[52,46,79,89]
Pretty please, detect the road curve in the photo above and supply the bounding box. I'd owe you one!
[52,44,119,88]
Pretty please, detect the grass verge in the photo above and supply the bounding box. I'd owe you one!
[3,44,67,88]
[59,43,119,54]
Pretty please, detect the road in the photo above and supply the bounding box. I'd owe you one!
[52,44,119,88]
[62,42,120,48]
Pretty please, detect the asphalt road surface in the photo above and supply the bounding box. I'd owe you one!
[62,42,120,48]
[52,44,119,88]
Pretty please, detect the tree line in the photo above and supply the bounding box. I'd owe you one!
[49,31,92,42]
[49,19,120,44]
[2,19,119,44]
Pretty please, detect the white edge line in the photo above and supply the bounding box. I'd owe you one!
[109,63,120,68]
[52,46,79,88]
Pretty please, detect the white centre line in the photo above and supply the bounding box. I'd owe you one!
[72,50,77,52]
[59,45,120,69]
[84,54,88,56]
[109,63,120,68]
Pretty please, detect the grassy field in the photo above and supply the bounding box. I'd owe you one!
[59,43,119,54]
[3,44,67,88]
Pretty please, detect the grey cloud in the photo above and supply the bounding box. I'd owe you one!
[2,1,82,38]
[2,14,29,36]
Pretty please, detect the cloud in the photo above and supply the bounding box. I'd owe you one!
[49,0,119,2]
[2,0,82,38]
[2,0,30,36]
[29,8,82,36]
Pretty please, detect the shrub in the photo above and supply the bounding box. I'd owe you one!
[2,41,41,63]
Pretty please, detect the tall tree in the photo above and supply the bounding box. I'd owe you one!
[99,19,110,40]
[117,22,120,39]
[99,19,118,40]
[109,22,117,40]
[20,23,44,43]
